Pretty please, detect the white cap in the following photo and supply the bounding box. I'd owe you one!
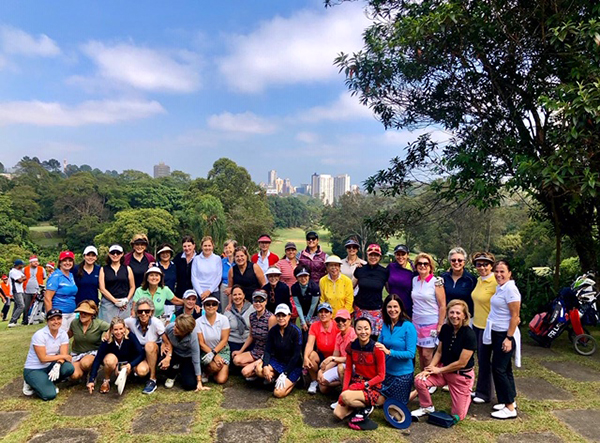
[145,266,163,275]
[157,245,174,256]
[83,245,98,256]
[108,244,124,253]
[182,289,198,299]
[203,296,220,305]
[325,255,343,265]
[274,304,291,316]
[265,267,282,276]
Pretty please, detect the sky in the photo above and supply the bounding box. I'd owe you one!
[0,0,437,187]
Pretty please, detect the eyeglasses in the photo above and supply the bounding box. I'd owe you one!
[204,302,218,307]
[475,262,491,268]
[307,237,318,242]
[109,251,123,256]
[417,262,430,267]
[451,259,465,263]
[335,318,348,323]
[138,309,152,315]
[252,299,266,303]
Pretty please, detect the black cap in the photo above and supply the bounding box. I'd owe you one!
[46,308,63,320]
[394,244,409,254]
[306,231,318,240]
[294,266,311,277]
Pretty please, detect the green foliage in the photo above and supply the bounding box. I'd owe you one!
[177,194,227,250]
[268,196,316,229]
[0,194,30,245]
[0,244,32,275]
[7,185,41,225]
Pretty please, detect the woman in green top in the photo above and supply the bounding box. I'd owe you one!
[68,300,110,381]
[132,267,183,318]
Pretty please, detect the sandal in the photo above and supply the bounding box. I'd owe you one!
[100,379,110,394]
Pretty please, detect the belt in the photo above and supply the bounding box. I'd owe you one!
[457,369,473,379]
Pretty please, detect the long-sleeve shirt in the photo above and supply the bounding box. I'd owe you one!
[342,339,386,390]
[263,323,303,376]
[319,274,354,315]
[165,323,202,377]
[378,321,417,376]
[88,333,144,383]
[291,280,320,326]
[191,253,222,294]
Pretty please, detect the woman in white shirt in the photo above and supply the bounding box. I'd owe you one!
[486,260,521,420]
[196,296,231,384]
[191,236,222,305]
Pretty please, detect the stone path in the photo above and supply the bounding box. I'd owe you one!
[540,360,600,383]
[0,411,28,437]
[553,409,600,442]
[131,402,196,435]
[300,397,346,428]
[215,420,283,443]
[0,377,33,399]
[496,432,564,443]
[222,381,273,409]
[58,385,125,416]
[515,377,573,401]
[28,428,99,443]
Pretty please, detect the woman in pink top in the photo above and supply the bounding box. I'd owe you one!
[276,242,299,319]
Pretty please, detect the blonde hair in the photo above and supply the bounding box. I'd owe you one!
[175,314,196,336]
[201,236,214,247]
[107,317,130,343]
[415,252,436,273]
[445,299,471,327]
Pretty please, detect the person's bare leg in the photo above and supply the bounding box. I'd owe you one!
[144,342,159,380]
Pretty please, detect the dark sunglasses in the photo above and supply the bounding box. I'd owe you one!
[138,309,152,314]
[109,251,123,255]
[335,318,348,323]
[346,245,358,250]
[252,298,266,303]
[451,258,465,263]
[204,302,218,307]
[417,261,430,267]
[475,262,491,268]
[307,237,318,241]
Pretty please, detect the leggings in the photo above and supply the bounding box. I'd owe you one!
[24,362,75,401]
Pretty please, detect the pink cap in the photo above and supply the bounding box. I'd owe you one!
[366,244,382,255]
[334,309,352,320]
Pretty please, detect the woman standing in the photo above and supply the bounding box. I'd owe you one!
[191,236,222,305]
[174,235,197,299]
[387,245,415,318]
[257,304,303,398]
[340,239,366,292]
[74,246,101,306]
[224,285,255,354]
[319,256,354,316]
[376,294,417,406]
[220,239,237,311]
[263,267,291,314]
[353,244,389,336]
[69,300,109,382]
[132,266,182,318]
[298,231,328,284]
[333,317,386,431]
[159,314,210,392]
[228,246,266,305]
[98,244,135,322]
[487,260,521,419]
[470,252,497,405]
[232,290,277,379]
[303,302,339,394]
[156,243,177,317]
[411,300,477,421]
[411,253,446,390]
[276,242,299,288]
[124,234,155,289]
[197,296,231,384]
[44,251,78,331]
[23,309,74,401]
[441,247,477,316]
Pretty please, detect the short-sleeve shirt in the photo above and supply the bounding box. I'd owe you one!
[46,270,78,313]
[125,317,165,346]
[308,320,339,358]
[24,326,69,369]
[334,327,357,357]
[73,264,101,305]
[438,324,477,369]
[488,280,521,331]
[9,268,25,293]
[195,313,230,349]
[471,275,498,329]
[69,318,110,354]
[132,286,175,317]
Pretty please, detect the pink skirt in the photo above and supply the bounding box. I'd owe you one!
[415,322,438,348]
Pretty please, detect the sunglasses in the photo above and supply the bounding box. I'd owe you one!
[109,251,123,255]
[253,298,266,303]
[307,237,318,241]
[475,262,491,268]
[138,309,152,314]
[204,302,218,307]
[346,245,358,250]
[417,262,430,267]
[335,318,348,323]
[451,259,465,263]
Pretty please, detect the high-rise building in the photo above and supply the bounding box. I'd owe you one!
[154,162,171,178]
[268,170,277,187]
[334,174,351,201]
[311,173,334,204]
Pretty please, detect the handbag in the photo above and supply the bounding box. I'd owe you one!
[427,411,457,428]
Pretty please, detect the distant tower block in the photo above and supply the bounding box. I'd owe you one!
[154,162,171,178]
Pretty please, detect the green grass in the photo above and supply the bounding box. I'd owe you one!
[29,223,63,248]
[271,228,333,257]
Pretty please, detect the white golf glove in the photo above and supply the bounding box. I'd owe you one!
[202,352,215,365]
[274,372,288,390]
[115,299,128,308]
[48,363,61,382]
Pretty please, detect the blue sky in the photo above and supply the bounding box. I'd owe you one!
[0,0,438,187]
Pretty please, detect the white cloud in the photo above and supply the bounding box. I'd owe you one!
[0,99,165,127]
[299,93,375,122]
[0,25,60,57]
[81,41,201,93]
[295,131,319,143]
[218,4,369,92]
[207,111,277,134]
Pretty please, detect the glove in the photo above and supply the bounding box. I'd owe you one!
[115,299,127,308]
[48,363,61,382]
[202,352,215,365]
[274,372,288,390]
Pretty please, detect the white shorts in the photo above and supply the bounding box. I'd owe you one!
[322,363,345,384]
[60,313,76,332]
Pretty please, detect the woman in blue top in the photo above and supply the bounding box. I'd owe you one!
[44,251,78,331]
[74,246,101,305]
[376,294,417,404]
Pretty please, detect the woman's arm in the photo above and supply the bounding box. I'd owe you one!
[429,347,474,374]
[303,334,317,366]
[98,268,117,304]
[254,264,266,288]
[341,347,353,390]
[283,328,303,375]
[43,290,55,312]
[292,295,307,326]
[435,285,447,332]
[366,347,386,387]
[128,335,146,368]
[126,267,135,299]
[306,296,319,321]
[503,301,521,352]
[343,279,354,312]
[197,332,212,354]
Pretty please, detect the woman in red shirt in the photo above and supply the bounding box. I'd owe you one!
[333,317,386,431]
[303,302,338,395]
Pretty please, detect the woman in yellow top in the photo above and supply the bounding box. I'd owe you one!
[319,256,354,316]
[470,252,497,404]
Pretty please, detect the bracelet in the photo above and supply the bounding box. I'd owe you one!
[505,335,513,340]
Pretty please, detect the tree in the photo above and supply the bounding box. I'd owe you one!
[331,0,600,275]
[7,185,41,226]
[177,194,227,249]
[0,194,30,245]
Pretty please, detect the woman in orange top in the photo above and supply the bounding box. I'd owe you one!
[1,275,11,321]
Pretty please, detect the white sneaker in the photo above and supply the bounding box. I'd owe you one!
[330,401,339,410]
[8,323,17,328]
[115,368,127,395]
[493,401,516,411]
[491,406,517,419]
[472,396,486,404]
[428,386,437,394]
[55,387,59,394]
[442,385,449,392]
[245,376,257,382]
[201,375,208,384]
[164,378,175,389]
[22,381,34,396]
[411,406,435,417]
[307,380,319,394]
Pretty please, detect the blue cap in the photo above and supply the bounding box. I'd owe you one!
[317,302,333,313]
[13,259,25,266]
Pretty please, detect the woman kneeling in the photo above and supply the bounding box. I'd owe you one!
[411,300,476,421]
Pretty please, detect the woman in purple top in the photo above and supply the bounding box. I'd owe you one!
[298,231,328,284]
[386,245,416,318]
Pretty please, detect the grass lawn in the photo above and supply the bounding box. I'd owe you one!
[1,314,598,442]
[270,228,333,257]
[29,223,63,248]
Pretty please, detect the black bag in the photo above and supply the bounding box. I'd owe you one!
[427,411,457,428]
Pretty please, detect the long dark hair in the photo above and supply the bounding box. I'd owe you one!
[382,294,411,326]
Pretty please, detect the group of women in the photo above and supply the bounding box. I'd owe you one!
[21,231,521,430]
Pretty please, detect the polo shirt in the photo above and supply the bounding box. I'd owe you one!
[438,324,477,369]
[251,251,279,274]
[195,313,230,349]
[441,270,477,315]
[488,280,521,331]
[471,274,498,329]
[158,261,177,293]
[133,286,175,317]
[125,316,165,346]
[46,270,78,313]
[25,326,69,369]
[411,274,440,325]
[353,264,390,310]
[309,320,339,357]
[319,274,354,316]
[73,264,101,305]
[333,327,357,357]
[191,253,222,294]
[128,254,151,288]
[387,262,416,316]
[70,318,110,354]
[340,257,366,288]
[222,257,234,285]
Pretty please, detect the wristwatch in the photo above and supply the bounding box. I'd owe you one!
[364,382,370,389]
